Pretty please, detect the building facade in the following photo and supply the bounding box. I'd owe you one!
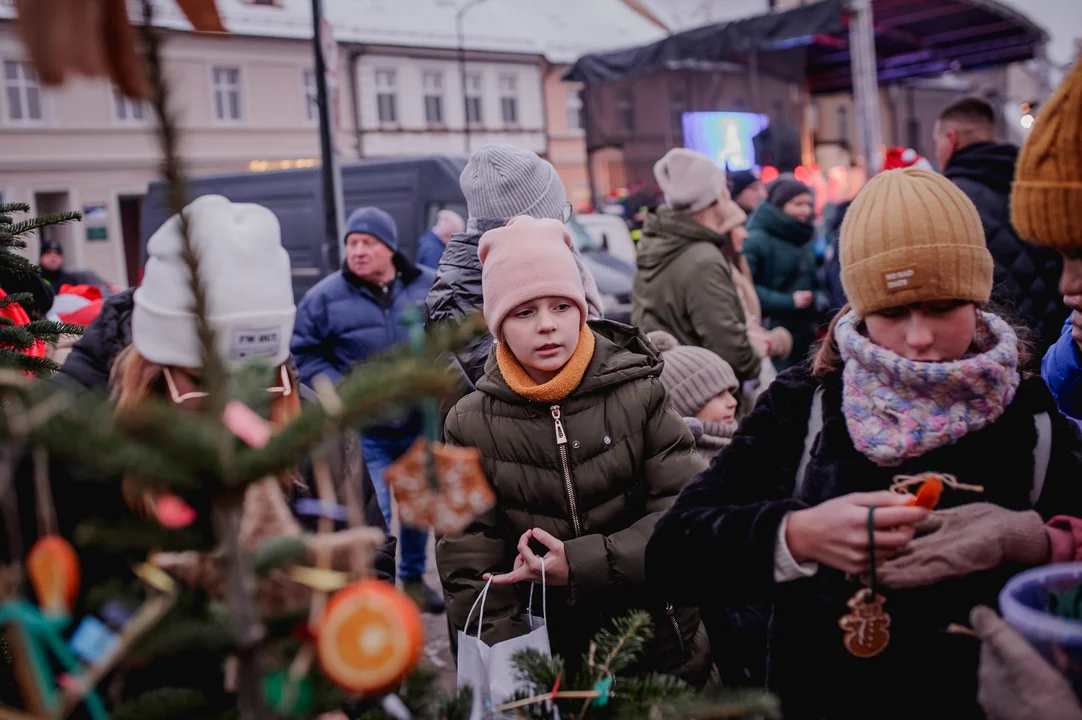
[0,0,661,286]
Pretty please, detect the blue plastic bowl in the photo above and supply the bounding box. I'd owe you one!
[1000,562,1082,696]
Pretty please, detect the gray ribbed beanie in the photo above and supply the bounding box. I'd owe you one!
[647,331,739,418]
[460,145,566,223]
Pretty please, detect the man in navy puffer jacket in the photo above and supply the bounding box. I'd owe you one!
[291,206,443,612]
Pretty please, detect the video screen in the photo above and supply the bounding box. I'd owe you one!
[681,111,771,172]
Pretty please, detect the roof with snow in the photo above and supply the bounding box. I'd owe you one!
[0,0,666,65]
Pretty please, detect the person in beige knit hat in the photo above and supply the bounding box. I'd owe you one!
[633,148,762,416]
[648,330,739,462]
[646,166,1082,719]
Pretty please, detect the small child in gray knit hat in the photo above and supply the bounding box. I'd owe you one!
[648,330,739,462]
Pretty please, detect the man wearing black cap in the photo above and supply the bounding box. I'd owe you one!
[728,170,766,215]
[38,238,113,294]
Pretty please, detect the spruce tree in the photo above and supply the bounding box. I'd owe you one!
[0,203,84,375]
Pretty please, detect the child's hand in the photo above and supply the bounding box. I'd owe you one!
[486,528,569,586]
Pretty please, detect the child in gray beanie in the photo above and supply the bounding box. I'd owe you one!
[426,144,603,389]
[648,330,739,462]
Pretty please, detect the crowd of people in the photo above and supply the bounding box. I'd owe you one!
[5,57,1082,720]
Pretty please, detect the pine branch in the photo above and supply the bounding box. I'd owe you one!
[232,315,484,488]
[24,320,84,341]
[628,689,781,720]
[0,235,28,251]
[0,384,205,490]
[0,293,34,309]
[592,610,653,677]
[74,517,211,552]
[0,326,38,349]
[0,349,58,375]
[513,647,565,697]
[110,687,211,720]
[0,252,44,277]
[130,614,235,663]
[0,203,31,215]
[113,400,226,478]
[3,211,82,239]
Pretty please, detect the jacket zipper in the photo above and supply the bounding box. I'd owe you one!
[550,405,582,537]
[666,603,687,665]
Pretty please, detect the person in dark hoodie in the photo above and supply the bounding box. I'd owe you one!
[936,96,1067,357]
[742,177,820,369]
[424,144,603,393]
[290,206,442,612]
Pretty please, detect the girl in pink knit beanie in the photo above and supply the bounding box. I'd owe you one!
[436,215,711,685]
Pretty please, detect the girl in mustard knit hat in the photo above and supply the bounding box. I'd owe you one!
[646,167,1082,720]
[435,215,710,688]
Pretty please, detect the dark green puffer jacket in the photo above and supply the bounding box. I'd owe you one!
[436,320,711,684]
[742,201,818,368]
[632,207,761,386]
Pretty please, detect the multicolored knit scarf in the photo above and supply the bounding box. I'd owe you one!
[835,310,1020,467]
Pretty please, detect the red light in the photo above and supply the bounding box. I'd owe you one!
[761,166,780,184]
[793,166,810,183]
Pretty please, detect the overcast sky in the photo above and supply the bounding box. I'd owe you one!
[1000,0,1082,66]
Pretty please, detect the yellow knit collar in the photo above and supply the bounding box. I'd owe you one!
[496,325,596,403]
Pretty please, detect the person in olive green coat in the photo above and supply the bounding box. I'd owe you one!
[742,178,819,369]
[437,216,711,685]
[632,148,762,397]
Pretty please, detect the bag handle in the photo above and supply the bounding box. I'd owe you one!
[464,577,493,638]
[526,556,547,625]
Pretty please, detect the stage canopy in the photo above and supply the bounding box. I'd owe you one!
[565,0,1048,94]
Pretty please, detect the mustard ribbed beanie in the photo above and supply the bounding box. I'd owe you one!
[1011,60,1082,249]
[840,168,993,317]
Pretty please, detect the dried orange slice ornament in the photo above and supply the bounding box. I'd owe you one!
[317,580,423,694]
[26,535,80,615]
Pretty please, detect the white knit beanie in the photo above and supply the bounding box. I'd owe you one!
[133,195,295,369]
[654,148,729,214]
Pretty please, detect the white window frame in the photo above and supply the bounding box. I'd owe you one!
[464,71,483,126]
[422,70,444,126]
[498,72,519,127]
[210,65,244,125]
[3,60,45,126]
[374,67,398,125]
[111,87,149,125]
[302,69,319,124]
[566,86,584,134]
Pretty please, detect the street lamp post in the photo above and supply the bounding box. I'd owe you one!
[311,0,344,270]
[457,0,490,155]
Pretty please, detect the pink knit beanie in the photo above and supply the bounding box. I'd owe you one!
[478,216,587,338]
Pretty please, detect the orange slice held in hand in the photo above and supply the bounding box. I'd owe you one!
[907,475,944,510]
[317,580,424,694]
[26,535,80,615]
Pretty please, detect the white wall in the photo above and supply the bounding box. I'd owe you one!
[355,53,546,156]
